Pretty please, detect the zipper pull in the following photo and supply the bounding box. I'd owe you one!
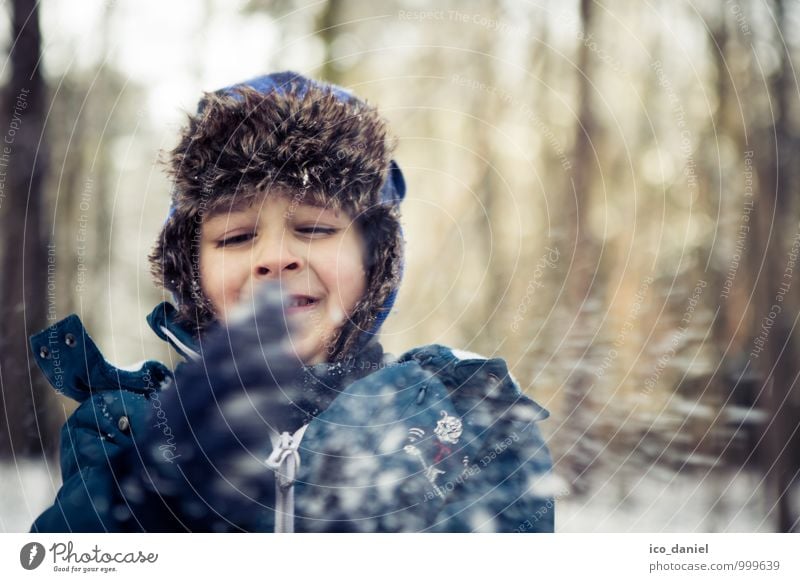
[265,425,308,488]
[265,425,308,534]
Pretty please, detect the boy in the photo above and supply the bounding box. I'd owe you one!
[29,72,555,532]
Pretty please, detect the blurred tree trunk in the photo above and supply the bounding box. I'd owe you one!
[468,7,504,355]
[72,2,116,330]
[315,0,344,83]
[749,0,800,533]
[707,10,745,357]
[559,0,602,493]
[701,1,745,475]
[0,0,54,458]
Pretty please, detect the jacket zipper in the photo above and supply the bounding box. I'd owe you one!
[265,425,308,533]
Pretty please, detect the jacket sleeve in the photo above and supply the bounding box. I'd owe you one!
[429,415,556,533]
[28,312,176,533]
[30,388,155,533]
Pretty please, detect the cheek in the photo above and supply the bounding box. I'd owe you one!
[328,246,367,311]
[199,247,247,309]
[199,249,222,302]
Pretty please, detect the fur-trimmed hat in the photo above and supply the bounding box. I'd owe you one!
[149,71,405,361]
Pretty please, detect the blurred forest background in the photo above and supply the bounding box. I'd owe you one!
[1,0,799,532]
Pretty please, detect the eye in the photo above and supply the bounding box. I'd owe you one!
[296,226,338,238]
[216,232,255,248]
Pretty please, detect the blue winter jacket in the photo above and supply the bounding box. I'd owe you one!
[29,302,554,533]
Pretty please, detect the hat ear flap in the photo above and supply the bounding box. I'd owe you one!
[380,160,406,205]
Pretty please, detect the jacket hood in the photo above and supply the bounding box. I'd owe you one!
[149,71,406,361]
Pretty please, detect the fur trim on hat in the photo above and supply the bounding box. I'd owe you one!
[149,79,403,361]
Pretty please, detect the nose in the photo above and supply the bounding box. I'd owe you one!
[252,234,304,279]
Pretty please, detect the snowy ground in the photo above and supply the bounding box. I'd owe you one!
[1,461,781,532]
[0,460,61,533]
[556,466,775,532]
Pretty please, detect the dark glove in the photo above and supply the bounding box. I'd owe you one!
[116,282,313,531]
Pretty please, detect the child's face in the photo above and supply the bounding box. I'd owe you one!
[199,192,367,364]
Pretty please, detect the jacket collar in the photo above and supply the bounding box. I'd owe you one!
[303,336,386,388]
[146,302,202,361]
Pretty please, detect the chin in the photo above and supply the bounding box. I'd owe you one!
[284,334,319,365]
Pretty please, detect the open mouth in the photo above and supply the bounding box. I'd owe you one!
[287,294,319,311]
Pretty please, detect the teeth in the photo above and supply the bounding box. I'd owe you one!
[290,297,314,307]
